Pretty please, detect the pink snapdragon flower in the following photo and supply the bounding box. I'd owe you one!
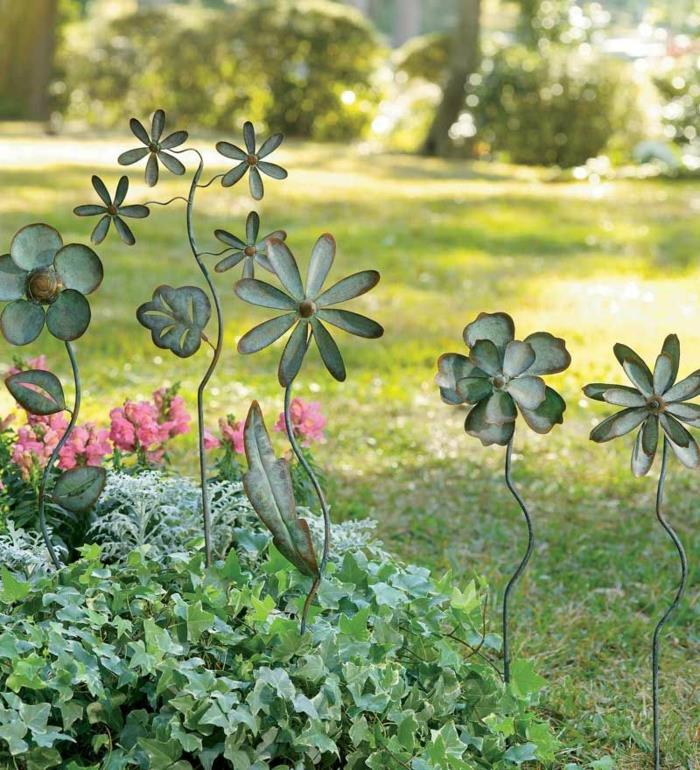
[204,429,221,451]
[154,386,191,438]
[58,423,111,470]
[219,415,245,454]
[4,355,48,380]
[12,413,69,479]
[274,398,326,447]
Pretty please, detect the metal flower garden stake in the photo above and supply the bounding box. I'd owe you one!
[584,335,695,769]
[436,312,570,683]
[74,109,288,567]
[0,224,107,567]
[235,235,383,631]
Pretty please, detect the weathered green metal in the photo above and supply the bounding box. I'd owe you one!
[74,175,150,245]
[215,211,287,278]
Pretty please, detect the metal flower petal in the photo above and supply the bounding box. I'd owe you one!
[118,109,188,187]
[213,212,285,278]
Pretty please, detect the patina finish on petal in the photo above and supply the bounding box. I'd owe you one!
[118,109,188,187]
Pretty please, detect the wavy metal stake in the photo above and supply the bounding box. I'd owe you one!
[436,312,570,683]
[235,234,383,631]
[584,335,694,769]
[0,223,107,566]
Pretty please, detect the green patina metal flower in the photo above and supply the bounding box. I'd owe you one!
[214,211,286,279]
[436,312,570,446]
[0,223,103,345]
[584,335,700,475]
[73,175,150,246]
[118,109,188,187]
[235,234,383,386]
[216,121,287,200]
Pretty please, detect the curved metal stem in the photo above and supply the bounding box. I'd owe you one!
[37,341,81,569]
[284,379,331,632]
[184,148,224,568]
[652,438,688,770]
[502,435,534,684]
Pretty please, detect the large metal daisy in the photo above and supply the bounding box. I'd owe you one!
[73,175,150,246]
[216,121,287,200]
[118,109,188,187]
[0,223,103,345]
[235,234,383,385]
[584,335,700,475]
[436,312,571,446]
[214,211,286,278]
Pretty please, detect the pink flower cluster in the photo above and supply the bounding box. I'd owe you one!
[58,423,111,471]
[110,386,191,463]
[205,415,245,454]
[12,413,68,479]
[274,398,326,447]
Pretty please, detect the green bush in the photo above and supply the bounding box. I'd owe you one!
[59,0,383,140]
[0,532,559,768]
[655,58,700,146]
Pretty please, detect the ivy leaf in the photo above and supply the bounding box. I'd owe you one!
[504,743,538,764]
[242,401,319,578]
[0,720,29,755]
[5,369,66,415]
[185,601,215,644]
[510,660,547,698]
[53,467,107,513]
[0,568,30,604]
[136,284,211,358]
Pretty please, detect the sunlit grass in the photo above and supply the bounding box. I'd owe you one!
[0,131,698,766]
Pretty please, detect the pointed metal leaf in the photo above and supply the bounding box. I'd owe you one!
[6,369,66,415]
[53,466,107,513]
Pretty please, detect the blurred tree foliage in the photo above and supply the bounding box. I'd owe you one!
[655,61,700,146]
[57,0,384,139]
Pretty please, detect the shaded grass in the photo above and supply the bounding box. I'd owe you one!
[0,134,699,767]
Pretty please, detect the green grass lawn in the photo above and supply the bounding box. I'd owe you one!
[0,129,699,768]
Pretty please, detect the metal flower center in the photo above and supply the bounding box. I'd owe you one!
[148,141,160,153]
[244,245,256,257]
[491,374,508,391]
[647,396,665,414]
[107,204,118,216]
[299,299,317,318]
[27,268,61,303]
[247,154,258,166]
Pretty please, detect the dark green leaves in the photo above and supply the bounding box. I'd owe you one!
[137,285,211,358]
[5,369,66,415]
[242,402,319,579]
[53,467,107,513]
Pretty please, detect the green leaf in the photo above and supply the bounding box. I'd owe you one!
[0,568,31,603]
[0,720,29,755]
[510,660,547,698]
[5,369,66,415]
[242,401,319,578]
[504,743,538,764]
[138,737,183,770]
[185,601,215,643]
[53,466,107,513]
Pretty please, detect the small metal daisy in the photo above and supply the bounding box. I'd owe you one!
[235,234,382,385]
[216,121,288,200]
[73,175,150,246]
[214,211,286,278]
[118,108,188,187]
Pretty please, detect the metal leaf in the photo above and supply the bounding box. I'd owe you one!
[137,284,211,358]
[53,466,107,513]
[243,401,319,578]
[6,369,66,415]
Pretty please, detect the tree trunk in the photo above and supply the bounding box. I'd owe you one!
[422,0,480,157]
[393,0,422,46]
[0,0,58,120]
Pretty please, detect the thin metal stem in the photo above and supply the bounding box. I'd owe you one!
[197,173,225,190]
[141,196,188,207]
[502,435,534,684]
[652,438,688,770]
[284,378,331,632]
[37,341,81,569]
[184,148,224,568]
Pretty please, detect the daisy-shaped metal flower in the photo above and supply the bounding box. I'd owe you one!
[214,211,286,278]
[436,312,570,446]
[235,234,383,386]
[584,335,700,476]
[117,109,188,187]
[216,121,287,200]
[73,175,150,246]
[0,223,103,345]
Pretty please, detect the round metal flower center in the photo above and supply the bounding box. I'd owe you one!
[27,269,61,303]
[647,396,665,414]
[244,245,256,257]
[148,141,160,153]
[107,204,118,216]
[247,154,258,166]
[491,374,508,391]
[299,299,317,318]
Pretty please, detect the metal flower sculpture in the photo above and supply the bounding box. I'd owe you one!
[216,121,288,200]
[0,223,106,568]
[236,234,383,631]
[73,175,150,245]
[584,335,694,769]
[117,108,188,186]
[214,211,286,278]
[436,311,570,683]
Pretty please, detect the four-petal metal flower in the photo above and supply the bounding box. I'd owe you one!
[0,223,103,345]
[216,121,287,200]
[436,312,570,446]
[235,234,383,385]
[118,109,188,187]
[584,335,700,475]
[214,211,286,279]
[73,175,150,246]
